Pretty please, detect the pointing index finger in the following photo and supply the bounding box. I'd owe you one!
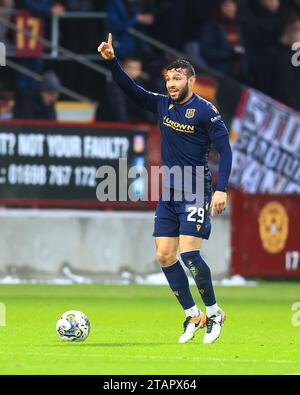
[108,33,113,46]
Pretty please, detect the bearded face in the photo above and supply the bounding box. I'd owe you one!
[165,68,193,103]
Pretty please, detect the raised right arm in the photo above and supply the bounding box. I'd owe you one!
[98,33,160,113]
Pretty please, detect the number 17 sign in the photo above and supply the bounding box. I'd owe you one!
[14,10,44,57]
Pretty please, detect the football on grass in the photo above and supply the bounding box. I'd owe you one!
[56,310,90,342]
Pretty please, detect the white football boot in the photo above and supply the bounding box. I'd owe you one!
[178,312,207,343]
[203,309,226,344]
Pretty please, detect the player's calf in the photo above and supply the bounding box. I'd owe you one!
[180,250,216,307]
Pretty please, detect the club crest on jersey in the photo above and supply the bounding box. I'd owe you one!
[185,108,196,119]
[168,104,174,110]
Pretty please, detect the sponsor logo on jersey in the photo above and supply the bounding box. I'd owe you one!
[185,108,196,119]
[211,115,222,123]
[163,116,195,133]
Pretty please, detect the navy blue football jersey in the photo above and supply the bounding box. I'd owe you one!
[145,92,229,189]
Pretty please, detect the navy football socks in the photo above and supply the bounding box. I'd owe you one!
[161,261,196,310]
[180,250,216,307]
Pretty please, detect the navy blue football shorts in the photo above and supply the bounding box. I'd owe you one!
[153,187,212,239]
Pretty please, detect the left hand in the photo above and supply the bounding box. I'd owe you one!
[210,191,227,217]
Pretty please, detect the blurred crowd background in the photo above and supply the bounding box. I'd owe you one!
[0,0,300,122]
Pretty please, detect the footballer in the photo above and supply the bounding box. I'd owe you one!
[98,34,232,344]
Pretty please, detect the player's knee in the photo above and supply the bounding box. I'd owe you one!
[156,250,177,267]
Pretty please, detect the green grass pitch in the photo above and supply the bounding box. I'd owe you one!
[0,283,299,375]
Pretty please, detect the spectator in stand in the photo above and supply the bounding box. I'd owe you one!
[14,0,65,91]
[281,0,300,30]
[150,0,189,51]
[13,70,61,120]
[200,0,246,81]
[137,0,156,32]
[97,55,156,123]
[256,19,300,111]
[241,0,281,85]
[15,0,65,17]
[107,0,154,59]
[183,0,217,66]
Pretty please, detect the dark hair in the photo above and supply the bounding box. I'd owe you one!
[166,60,196,78]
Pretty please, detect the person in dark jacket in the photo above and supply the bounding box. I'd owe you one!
[200,0,246,81]
[256,19,300,111]
[107,0,154,59]
[15,0,64,16]
[240,0,281,85]
[13,70,61,120]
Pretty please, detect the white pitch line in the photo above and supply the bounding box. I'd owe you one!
[0,351,296,365]
[0,209,155,219]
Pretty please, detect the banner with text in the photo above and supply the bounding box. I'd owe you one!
[0,122,149,208]
[230,89,300,193]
